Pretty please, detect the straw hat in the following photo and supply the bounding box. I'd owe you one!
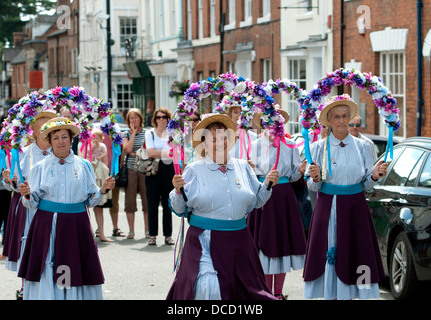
[192,113,238,157]
[319,94,358,128]
[40,117,81,142]
[34,110,58,121]
[253,107,290,128]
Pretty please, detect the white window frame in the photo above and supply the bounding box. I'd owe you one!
[287,58,307,134]
[117,83,133,112]
[302,0,313,13]
[225,0,236,31]
[240,0,252,28]
[210,0,216,37]
[187,0,192,40]
[198,0,204,39]
[257,0,271,24]
[379,51,406,138]
[119,17,138,52]
[170,0,176,37]
[263,58,271,82]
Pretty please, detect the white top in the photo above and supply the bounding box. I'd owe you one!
[145,128,172,162]
[169,156,272,221]
[22,150,103,210]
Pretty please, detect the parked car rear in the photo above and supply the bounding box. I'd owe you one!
[366,137,431,299]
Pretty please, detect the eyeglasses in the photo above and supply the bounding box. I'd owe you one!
[155,115,168,120]
[190,118,200,122]
[349,123,361,127]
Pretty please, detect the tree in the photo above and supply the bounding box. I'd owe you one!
[0,0,56,44]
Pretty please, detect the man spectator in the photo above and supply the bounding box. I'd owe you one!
[349,115,378,163]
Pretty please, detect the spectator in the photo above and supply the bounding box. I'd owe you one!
[348,115,378,163]
[145,107,175,246]
[122,108,149,239]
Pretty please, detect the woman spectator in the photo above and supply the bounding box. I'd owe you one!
[167,114,279,300]
[303,94,387,300]
[18,117,114,300]
[122,108,149,239]
[145,107,175,246]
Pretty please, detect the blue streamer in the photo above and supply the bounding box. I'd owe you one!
[10,148,24,183]
[111,143,121,176]
[0,149,6,182]
[383,127,394,163]
[301,127,313,164]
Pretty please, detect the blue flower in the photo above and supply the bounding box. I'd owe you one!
[326,246,336,265]
[309,88,322,102]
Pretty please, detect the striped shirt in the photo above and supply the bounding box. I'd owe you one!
[124,128,146,169]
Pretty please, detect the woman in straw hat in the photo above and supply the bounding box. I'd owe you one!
[167,113,279,300]
[247,107,307,299]
[303,94,387,300]
[17,117,115,300]
[1,110,57,299]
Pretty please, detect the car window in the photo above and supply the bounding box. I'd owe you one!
[419,154,431,188]
[406,152,426,186]
[385,147,425,187]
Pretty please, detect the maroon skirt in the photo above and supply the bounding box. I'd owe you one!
[18,209,104,287]
[2,192,26,262]
[166,225,277,300]
[303,191,385,285]
[247,182,307,258]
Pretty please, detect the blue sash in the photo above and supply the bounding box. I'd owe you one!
[321,182,362,195]
[189,215,246,231]
[38,199,86,213]
[257,176,289,184]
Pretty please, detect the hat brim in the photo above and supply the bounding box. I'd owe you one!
[319,99,358,128]
[40,117,81,142]
[192,114,238,157]
[34,111,58,121]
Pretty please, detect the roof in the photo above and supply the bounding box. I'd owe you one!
[397,137,431,151]
[11,49,26,64]
[2,47,23,63]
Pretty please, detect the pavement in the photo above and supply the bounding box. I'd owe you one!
[0,188,395,301]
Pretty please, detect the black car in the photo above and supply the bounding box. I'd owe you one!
[366,137,431,299]
[362,133,400,158]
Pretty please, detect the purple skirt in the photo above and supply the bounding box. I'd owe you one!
[2,193,26,262]
[18,209,104,287]
[247,183,307,258]
[166,225,277,300]
[303,191,385,285]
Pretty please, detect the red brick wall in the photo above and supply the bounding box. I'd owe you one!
[333,0,430,138]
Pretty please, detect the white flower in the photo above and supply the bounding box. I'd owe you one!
[234,82,246,94]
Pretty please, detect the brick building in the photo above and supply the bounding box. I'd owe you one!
[179,0,281,113]
[333,0,430,139]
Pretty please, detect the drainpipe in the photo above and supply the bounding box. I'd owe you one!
[219,1,225,75]
[417,0,423,136]
[338,0,345,95]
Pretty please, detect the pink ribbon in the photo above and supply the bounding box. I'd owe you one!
[79,138,93,161]
[239,129,252,160]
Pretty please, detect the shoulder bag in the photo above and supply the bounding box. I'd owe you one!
[134,130,160,176]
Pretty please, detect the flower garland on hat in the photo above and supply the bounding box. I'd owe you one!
[301,67,400,163]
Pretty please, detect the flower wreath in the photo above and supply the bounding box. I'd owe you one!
[302,67,400,163]
[0,86,123,182]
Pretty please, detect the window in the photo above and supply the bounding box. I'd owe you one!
[210,0,216,37]
[170,0,176,36]
[187,0,192,40]
[262,0,270,17]
[262,59,271,82]
[120,18,137,51]
[157,0,165,39]
[385,148,425,186]
[287,58,307,134]
[244,0,252,21]
[303,0,313,13]
[228,0,236,26]
[198,0,203,39]
[419,154,431,188]
[380,51,405,138]
[117,84,133,112]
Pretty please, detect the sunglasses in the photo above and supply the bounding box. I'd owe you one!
[155,115,168,120]
[349,123,361,127]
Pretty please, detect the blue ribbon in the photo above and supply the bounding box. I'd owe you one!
[39,199,86,213]
[383,127,394,163]
[327,129,332,177]
[111,143,121,176]
[301,127,313,164]
[0,149,6,171]
[10,148,24,183]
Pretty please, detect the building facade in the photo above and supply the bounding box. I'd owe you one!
[333,0,431,139]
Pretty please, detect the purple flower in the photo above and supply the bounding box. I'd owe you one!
[309,88,322,102]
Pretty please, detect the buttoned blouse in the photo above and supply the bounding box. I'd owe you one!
[251,134,302,182]
[22,150,103,211]
[169,156,272,221]
[306,132,377,192]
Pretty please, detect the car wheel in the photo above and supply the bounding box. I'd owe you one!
[389,232,418,300]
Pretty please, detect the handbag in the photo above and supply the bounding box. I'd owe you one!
[134,130,160,176]
[114,155,128,188]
